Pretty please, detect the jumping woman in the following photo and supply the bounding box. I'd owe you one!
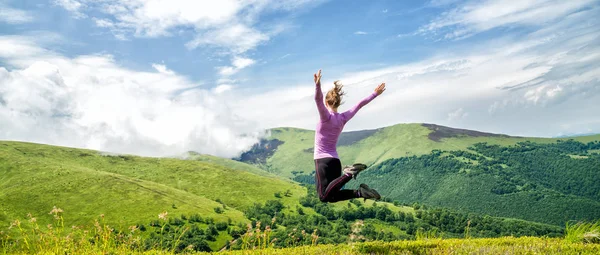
[313,69,385,203]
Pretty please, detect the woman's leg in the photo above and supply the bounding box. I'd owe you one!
[314,157,358,203]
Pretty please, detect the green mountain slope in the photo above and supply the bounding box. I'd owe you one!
[238,123,600,178]
[0,141,305,229]
[237,123,600,226]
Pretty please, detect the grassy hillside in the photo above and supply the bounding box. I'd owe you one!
[186,153,281,179]
[0,140,444,253]
[0,141,306,230]
[239,123,600,178]
[2,125,599,253]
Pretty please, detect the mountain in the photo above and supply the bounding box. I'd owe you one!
[237,123,600,178]
[236,123,600,225]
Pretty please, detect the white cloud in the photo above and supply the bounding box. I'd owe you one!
[217,66,237,76]
[232,57,256,69]
[151,63,175,75]
[233,5,600,137]
[214,84,234,94]
[234,85,315,129]
[99,0,241,37]
[0,4,34,24]
[186,23,270,54]
[53,0,86,19]
[419,0,597,40]
[94,18,114,28]
[0,36,264,158]
[217,56,256,76]
[354,31,368,35]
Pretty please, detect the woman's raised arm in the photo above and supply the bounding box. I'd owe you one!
[314,69,330,122]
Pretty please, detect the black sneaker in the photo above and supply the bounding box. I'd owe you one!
[358,183,381,201]
[343,163,368,179]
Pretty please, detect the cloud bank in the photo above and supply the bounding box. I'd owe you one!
[0,34,264,158]
[419,0,597,40]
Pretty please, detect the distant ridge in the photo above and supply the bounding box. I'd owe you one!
[421,123,519,141]
[554,132,600,138]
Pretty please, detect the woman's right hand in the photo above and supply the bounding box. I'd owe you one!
[314,69,322,85]
[375,82,386,95]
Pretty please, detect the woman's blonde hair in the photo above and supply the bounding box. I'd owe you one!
[326,80,346,109]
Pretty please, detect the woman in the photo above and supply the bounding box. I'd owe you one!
[313,69,385,203]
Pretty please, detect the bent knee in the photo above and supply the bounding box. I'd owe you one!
[319,196,330,203]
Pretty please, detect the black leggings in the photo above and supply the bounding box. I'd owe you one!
[314,157,358,203]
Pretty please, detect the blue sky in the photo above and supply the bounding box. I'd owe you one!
[0,0,599,157]
[1,0,486,87]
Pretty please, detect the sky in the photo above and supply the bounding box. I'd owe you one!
[0,0,599,158]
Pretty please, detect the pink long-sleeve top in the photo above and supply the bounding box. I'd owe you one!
[313,82,378,159]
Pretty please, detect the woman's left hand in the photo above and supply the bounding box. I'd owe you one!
[314,69,322,85]
[375,83,386,95]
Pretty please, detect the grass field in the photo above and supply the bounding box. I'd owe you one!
[4,234,600,254]
[209,237,600,255]
[3,206,599,255]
